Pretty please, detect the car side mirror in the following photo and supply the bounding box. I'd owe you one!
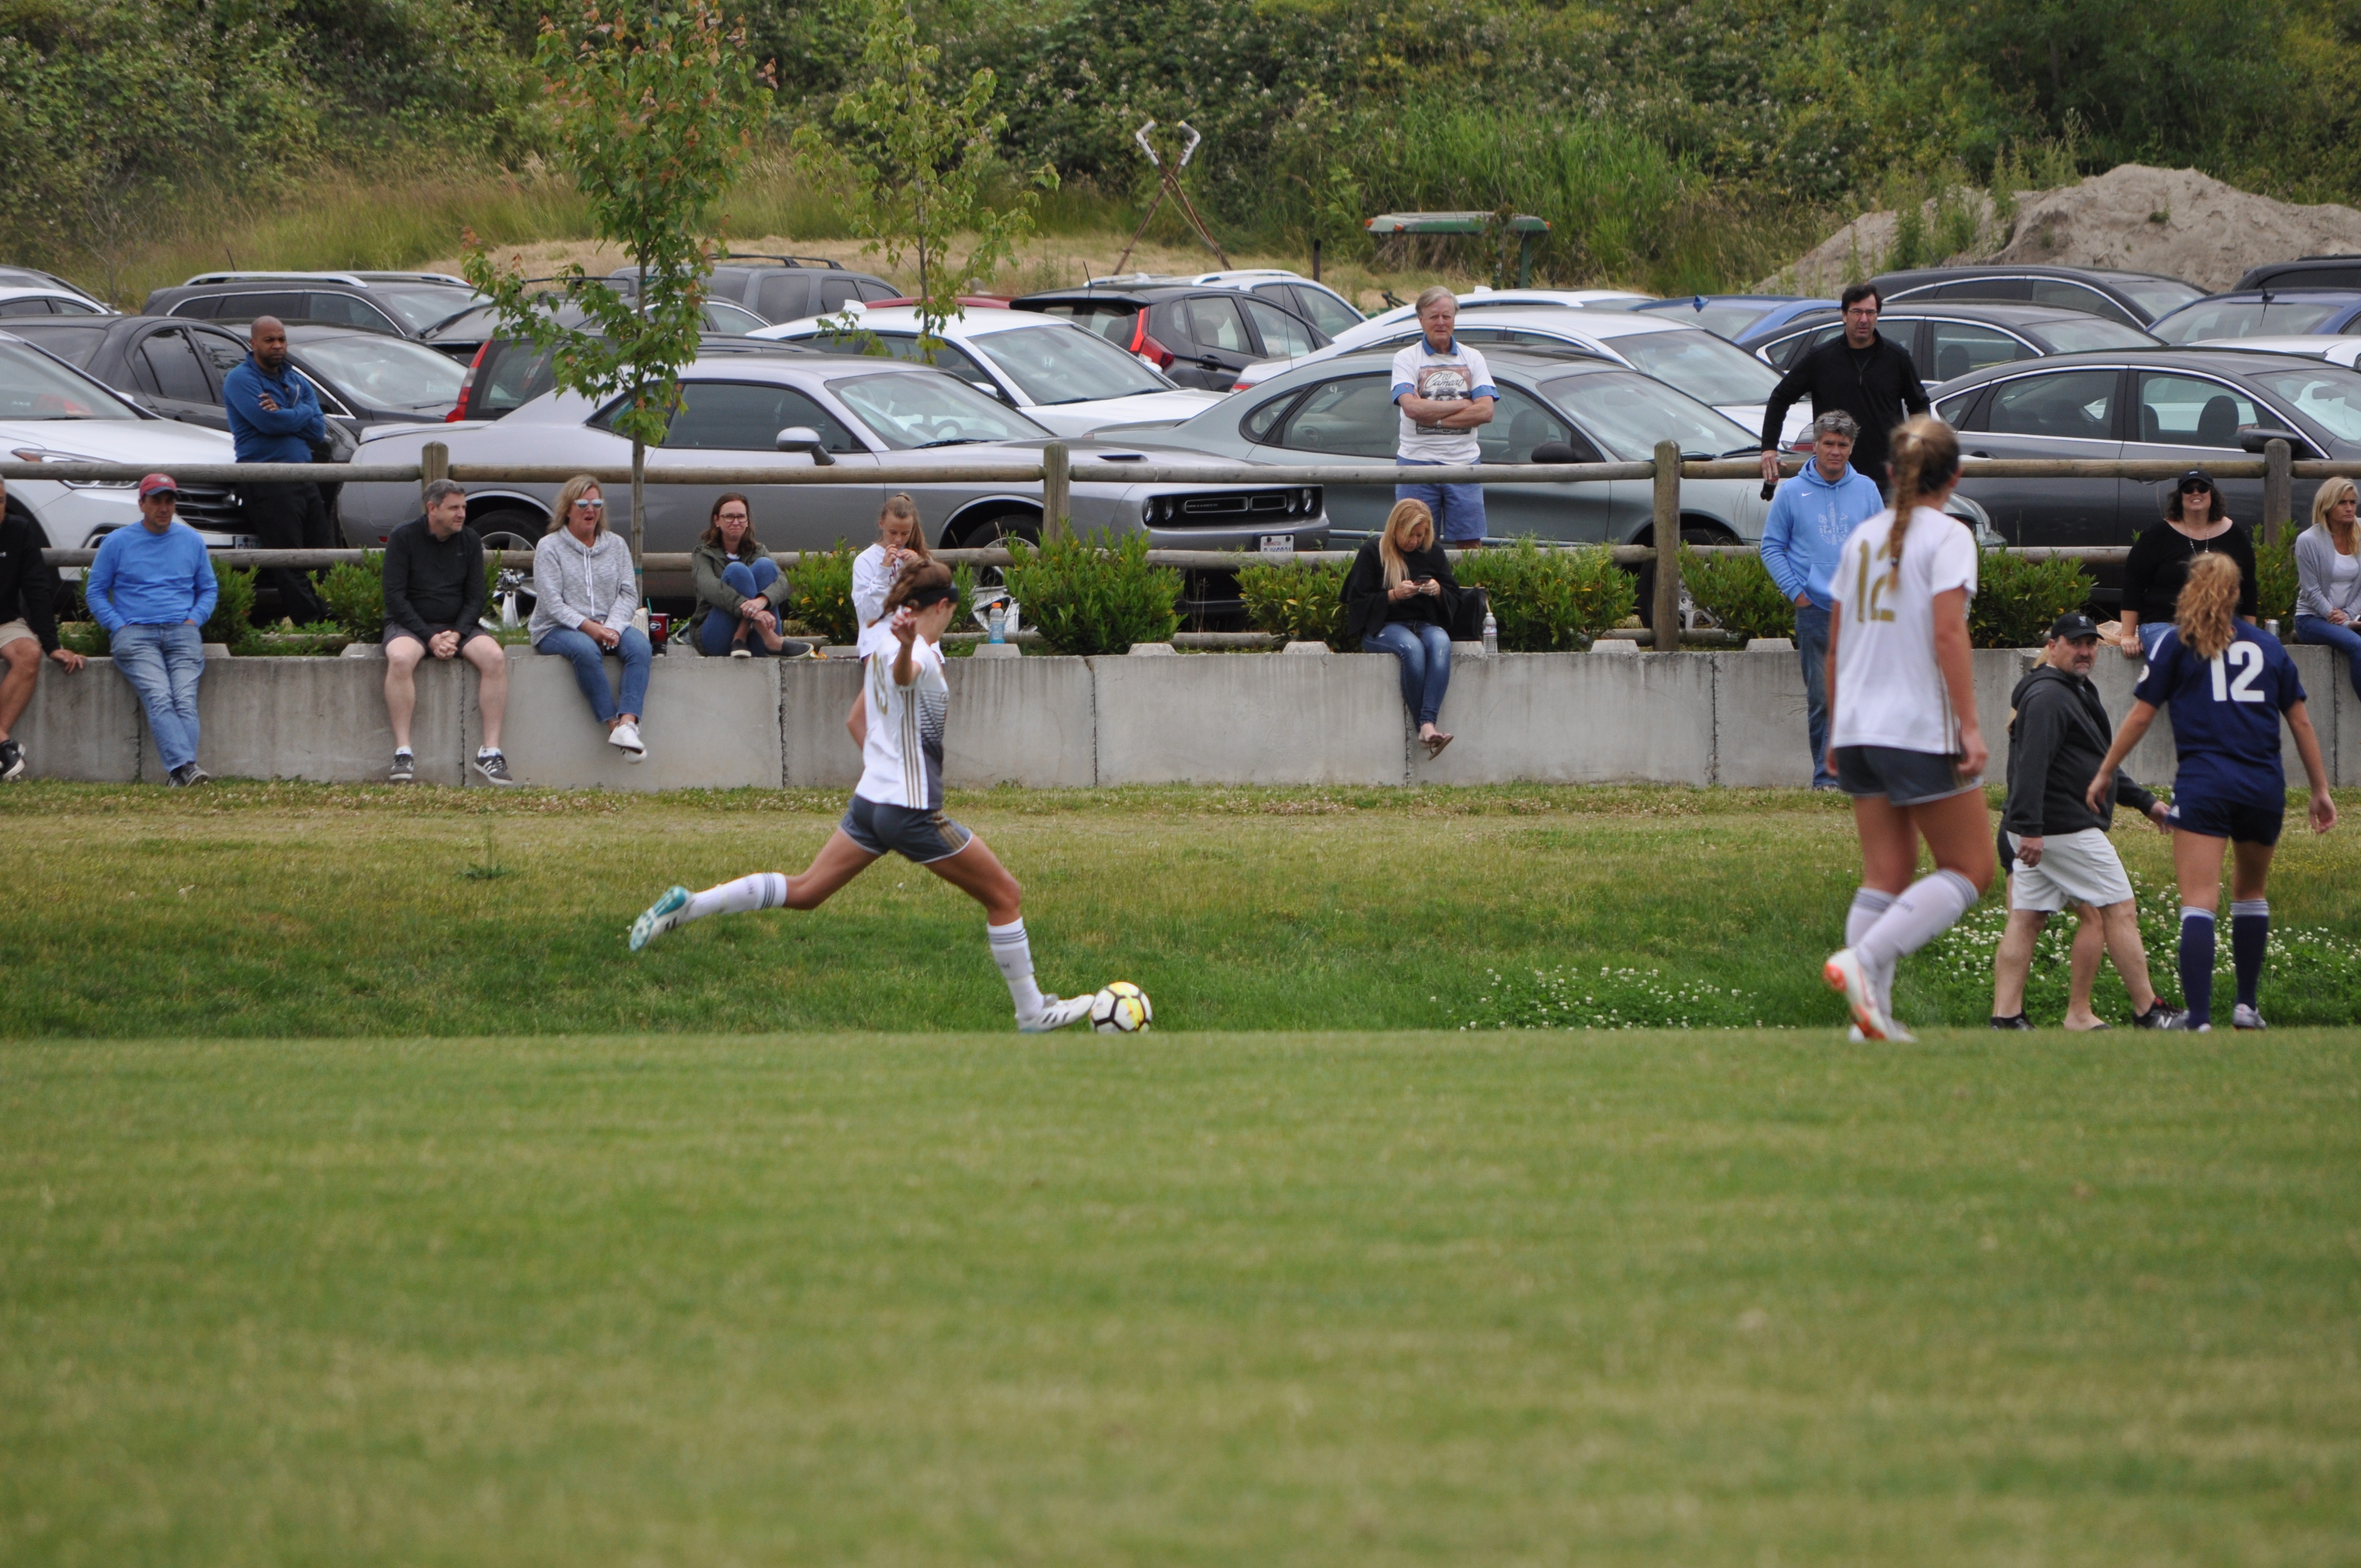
[2238,426,2314,458]
[776,426,836,465]
[1529,440,1582,465]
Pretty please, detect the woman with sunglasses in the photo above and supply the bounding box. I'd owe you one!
[2119,467,2256,660]
[530,475,652,761]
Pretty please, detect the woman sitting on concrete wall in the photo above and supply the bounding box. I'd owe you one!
[530,475,651,763]
[2294,476,2361,700]
[1342,497,1460,760]
[690,492,792,657]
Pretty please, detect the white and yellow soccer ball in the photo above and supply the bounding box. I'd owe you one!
[1090,981,1152,1033]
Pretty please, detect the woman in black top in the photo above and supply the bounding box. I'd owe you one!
[2120,467,2256,660]
[1342,498,1461,758]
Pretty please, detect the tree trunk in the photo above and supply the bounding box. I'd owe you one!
[630,432,647,571]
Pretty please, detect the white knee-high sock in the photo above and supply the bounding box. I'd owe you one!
[1856,869,1980,986]
[1846,888,1897,949]
[683,872,788,923]
[989,918,1046,1020]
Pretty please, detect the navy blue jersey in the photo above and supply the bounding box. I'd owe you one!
[2132,624,2305,806]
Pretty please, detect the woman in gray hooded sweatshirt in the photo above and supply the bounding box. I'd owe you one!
[531,475,650,761]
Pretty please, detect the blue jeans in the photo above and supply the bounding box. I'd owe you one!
[2295,614,2361,699]
[1366,620,1452,727]
[1395,461,1488,543]
[1794,600,1835,788]
[2136,618,2172,657]
[112,622,205,774]
[535,625,651,724]
[698,559,782,656]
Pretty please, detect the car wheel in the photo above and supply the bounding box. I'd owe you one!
[472,508,543,624]
[1634,522,1731,634]
[953,510,1040,590]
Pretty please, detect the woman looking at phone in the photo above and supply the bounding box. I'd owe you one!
[1342,498,1460,759]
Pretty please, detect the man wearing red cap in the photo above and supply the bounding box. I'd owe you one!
[85,475,218,785]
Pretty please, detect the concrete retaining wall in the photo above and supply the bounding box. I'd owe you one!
[14,642,2357,792]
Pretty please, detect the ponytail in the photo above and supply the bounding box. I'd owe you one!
[1881,415,1960,582]
[2175,551,2241,660]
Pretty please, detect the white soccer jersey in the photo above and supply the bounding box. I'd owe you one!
[855,632,949,810]
[1828,505,1980,755]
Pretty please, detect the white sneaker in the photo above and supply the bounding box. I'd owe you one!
[1018,994,1094,1032]
[2232,1003,2267,1031]
[629,885,690,952]
[608,721,645,761]
[1824,948,1905,1041]
[729,646,753,660]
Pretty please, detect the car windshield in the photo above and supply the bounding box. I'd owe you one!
[2029,317,2161,352]
[1538,369,1755,459]
[2113,276,2207,318]
[371,286,487,333]
[969,324,1168,403]
[0,341,140,420]
[6,325,107,367]
[829,371,1049,447]
[2153,298,2346,344]
[2248,363,2361,443]
[295,334,467,411]
[1645,301,1775,337]
[1611,328,1780,405]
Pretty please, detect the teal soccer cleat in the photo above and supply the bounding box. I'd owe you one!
[629,886,692,952]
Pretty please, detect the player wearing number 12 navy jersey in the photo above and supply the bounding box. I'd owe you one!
[2088,553,2337,1031]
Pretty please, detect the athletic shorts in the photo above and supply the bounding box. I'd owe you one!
[840,794,973,864]
[2168,793,2284,847]
[2006,827,2135,913]
[384,623,499,652]
[1833,744,1981,807]
[0,619,35,649]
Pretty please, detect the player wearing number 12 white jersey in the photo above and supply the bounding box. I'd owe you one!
[1819,416,1996,1041]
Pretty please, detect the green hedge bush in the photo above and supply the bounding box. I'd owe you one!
[1970,550,2093,648]
[786,542,860,646]
[1679,546,1794,641]
[59,564,257,656]
[319,553,384,641]
[1451,538,1631,652]
[1238,556,1351,649]
[1004,529,1180,655]
[2255,534,2298,625]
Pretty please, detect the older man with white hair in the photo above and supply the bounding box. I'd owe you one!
[1390,286,1496,546]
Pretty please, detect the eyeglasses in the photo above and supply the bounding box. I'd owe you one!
[572,497,606,510]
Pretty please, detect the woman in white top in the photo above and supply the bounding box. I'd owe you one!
[2293,476,2361,701]
[628,563,1096,1033]
[851,493,929,629]
[1820,416,1995,1040]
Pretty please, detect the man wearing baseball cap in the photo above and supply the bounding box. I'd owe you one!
[85,473,218,786]
[1990,611,2183,1029]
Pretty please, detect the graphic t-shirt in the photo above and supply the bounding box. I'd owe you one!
[1827,505,1980,755]
[1391,337,1498,464]
[855,631,949,810]
[2132,623,2304,806]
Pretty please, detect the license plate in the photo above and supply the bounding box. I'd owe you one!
[1258,533,1292,558]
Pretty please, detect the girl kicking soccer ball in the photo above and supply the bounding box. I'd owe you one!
[2086,552,2337,1030]
[1821,416,1996,1041]
[629,562,1096,1032]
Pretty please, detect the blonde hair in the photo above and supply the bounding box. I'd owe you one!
[879,493,932,562]
[550,475,606,537]
[1378,499,1434,589]
[2175,551,2242,661]
[1881,415,1960,581]
[2311,476,2358,556]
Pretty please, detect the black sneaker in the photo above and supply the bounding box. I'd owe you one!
[473,750,518,787]
[389,750,416,784]
[2131,1000,2186,1030]
[167,762,199,787]
[183,764,209,785]
[1988,1013,2033,1030]
[0,737,23,781]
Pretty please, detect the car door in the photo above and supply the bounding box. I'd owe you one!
[624,380,884,559]
[1923,319,2035,388]
[1238,296,1325,363]
[128,325,232,428]
[1471,383,1617,543]
[2124,369,2269,537]
[1264,372,1400,533]
[1950,367,2122,548]
[1169,294,1258,389]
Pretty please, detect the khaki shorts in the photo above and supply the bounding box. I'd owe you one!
[2006,827,2136,913]
[0,619,35,650]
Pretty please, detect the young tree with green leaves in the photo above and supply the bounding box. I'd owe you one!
[463,0,770,570]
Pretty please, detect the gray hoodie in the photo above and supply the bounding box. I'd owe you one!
[530,527,638,642]
[2294,523,2361,623]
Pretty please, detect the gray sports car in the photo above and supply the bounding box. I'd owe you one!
[341,352,1330,605]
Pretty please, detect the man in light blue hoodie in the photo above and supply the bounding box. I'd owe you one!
[1759,410,1885,787]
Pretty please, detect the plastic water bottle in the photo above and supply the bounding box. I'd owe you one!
[988,601,1006,644]
[1481,608,1498,657]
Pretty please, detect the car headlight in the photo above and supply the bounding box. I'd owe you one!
[9,448,135,489]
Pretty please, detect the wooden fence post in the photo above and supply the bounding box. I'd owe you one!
[420,441,449,513]
[2264,438,2291,546]
[1042,442,1070,543]
[1652,440,1681,648]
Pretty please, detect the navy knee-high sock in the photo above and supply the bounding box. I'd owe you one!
[2230,899,2269,1010]
[2179,907,2217,1027]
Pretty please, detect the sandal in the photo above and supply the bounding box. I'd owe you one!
[1422,731,1454,760]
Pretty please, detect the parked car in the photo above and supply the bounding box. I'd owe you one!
[1928,347,2361,602]
[340,353,1330,615]
[1281,288,1658,369]
[752,306,1221,435]
[0,266,108,308]
[1010,282,1334,390]
[0,331,247,559]
[145,271,487,348]
[2148,288,2361,345]
[608,254,901,325]
[421,292,782,366]
[1088,269,1367,338]
[442,323,813,424]
[2183,335,2361,368]
[1226,306,1809,444]
[1752,302,2163,390]
[1633,294,1836,347]
[1869,264,2204,329]
[2233,255,2361,292]
[0,285,116,319]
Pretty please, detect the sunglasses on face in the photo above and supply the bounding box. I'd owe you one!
[2179,481,2213,495]
[572,497,605,510]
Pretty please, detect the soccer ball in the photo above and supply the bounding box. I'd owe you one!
[1090,981,1152,1033]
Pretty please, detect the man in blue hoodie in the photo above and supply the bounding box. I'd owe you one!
[220,315,330,623]
[1759,410,1885,787]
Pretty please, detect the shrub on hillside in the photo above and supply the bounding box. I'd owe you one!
[1452,538,1631,652]
[786,542,860,646]
[1003,530,1179,655]
[1238,556,1350,649]
[1680,546,1794,641]
[1970,551,2092,648]
[319,554,384,641]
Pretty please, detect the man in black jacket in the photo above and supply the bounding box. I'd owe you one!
[379,479,514,785]
[1759,284,1930,489]
[0,477,88,780]
[1990,613,2182,1030]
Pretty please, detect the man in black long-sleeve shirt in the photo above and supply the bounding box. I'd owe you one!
[380,480,514,784]
[1758,284,1930,489]
[0,477,88,780]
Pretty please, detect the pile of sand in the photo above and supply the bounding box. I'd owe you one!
[1761,165,2361,295]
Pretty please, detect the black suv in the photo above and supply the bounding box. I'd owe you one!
[2233,255,2361,292]
[607,254,900,324]
[1011,284,1331,390]
[144,271,485,345]
[1868,265,2204,329]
